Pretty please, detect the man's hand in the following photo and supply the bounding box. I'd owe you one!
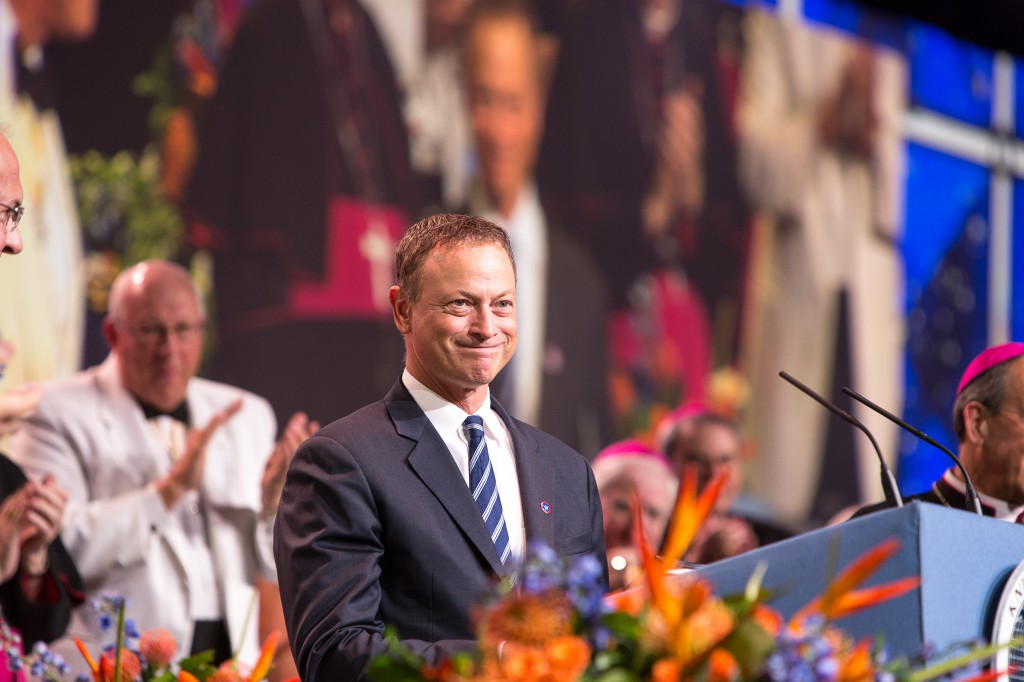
[0,384,42,438]
[262,412,319,517]
[0,485,31,582]
[156,398,244,509]
[18,474,67,572]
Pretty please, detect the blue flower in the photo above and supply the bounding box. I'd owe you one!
[99,612,114,631]
[125,618,140,638]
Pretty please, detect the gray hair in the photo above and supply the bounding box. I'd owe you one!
[953,357,1021,442]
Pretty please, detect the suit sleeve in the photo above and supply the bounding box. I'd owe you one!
[8,394,171,584]
[273,434,473,681]
[586,462,610,591]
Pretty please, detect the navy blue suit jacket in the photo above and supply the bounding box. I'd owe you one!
[273,378,607,680]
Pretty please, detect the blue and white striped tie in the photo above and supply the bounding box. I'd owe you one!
[464,415,511,564]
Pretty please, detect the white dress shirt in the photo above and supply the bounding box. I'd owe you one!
[403,369,525,562]
[148,416,223,620]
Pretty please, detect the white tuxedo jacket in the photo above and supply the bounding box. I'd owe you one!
[9,354,277,668]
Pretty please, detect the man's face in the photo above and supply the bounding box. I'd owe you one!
[392,242,517,405]
[464,16,543,217]
[973,361,1024,506]
[601,467,675,549]
[0,136,24,256]
[108,277,205,411]
[672,421,743,512]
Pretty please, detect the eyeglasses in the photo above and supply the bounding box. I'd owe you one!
[120,321,206,346]
[0,202,24,230]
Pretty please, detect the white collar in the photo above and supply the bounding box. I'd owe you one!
[941,468,1024,521]
[402,368,502,434]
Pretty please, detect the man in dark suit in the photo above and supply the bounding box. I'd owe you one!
[273,213,608,680]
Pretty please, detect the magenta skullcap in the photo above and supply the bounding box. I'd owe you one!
[593,439,670,466]
[956,342,1024,395]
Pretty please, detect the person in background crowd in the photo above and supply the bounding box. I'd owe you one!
[662,408,791,563]
[9,260,317,676]
[274,213,607,680]
[592,440,678,591]
[0,128,83,679]
[0,0,97,389]
[460,0,610,455]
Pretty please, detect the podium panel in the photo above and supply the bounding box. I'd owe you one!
[695,502,1024,656]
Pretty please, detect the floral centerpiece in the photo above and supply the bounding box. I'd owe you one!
[368,470,1006,682]
[2,593,290,682]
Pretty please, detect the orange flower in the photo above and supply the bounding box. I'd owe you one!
[478,591,574,651]
[651,657,683,682]
[544,636,591,678]
[248,631,281,682]
[479,637,590,682]
[213,657,252,682]
[139,628,177,669]
[604,586,646,616]
[836,638,875,682]
[709,648,740,682]
[792,538,920,626]
[207,670,244,682]
[97,648,142,682]
[73,638,99,677]
[750,605,782,637]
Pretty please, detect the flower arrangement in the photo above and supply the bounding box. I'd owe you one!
[2,593,290,682]
[368,470,1005,682]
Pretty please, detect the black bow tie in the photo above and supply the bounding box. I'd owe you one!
[139,400,190,425]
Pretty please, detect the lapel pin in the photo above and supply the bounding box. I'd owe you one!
[540,500,551,515]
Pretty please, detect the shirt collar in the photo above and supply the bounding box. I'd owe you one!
[940,468,1024,521]
[402,369,500,434]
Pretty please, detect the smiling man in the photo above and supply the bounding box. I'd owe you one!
[274,213,607,681]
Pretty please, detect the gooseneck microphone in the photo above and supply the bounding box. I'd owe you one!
[779,371,903,508]
[841,386,983,515]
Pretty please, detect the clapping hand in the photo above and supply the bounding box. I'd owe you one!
[0,485,31,582]
[261,412,320,517]
[156,398,244,509]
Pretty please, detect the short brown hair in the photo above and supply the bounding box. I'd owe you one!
[395,213,516,301]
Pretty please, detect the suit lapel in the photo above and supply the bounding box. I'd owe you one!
[387,380,507,576]
[95,355,167,485]
[493,401,554,550]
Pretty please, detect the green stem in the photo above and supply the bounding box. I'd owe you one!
[114,600,127,682]
[231,587,260,663]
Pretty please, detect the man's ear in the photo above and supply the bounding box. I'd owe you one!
[963,401,989,444]
[390,286,411,334]
[102,315,119,349]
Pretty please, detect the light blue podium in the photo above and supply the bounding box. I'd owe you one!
[694,502,1024,657]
